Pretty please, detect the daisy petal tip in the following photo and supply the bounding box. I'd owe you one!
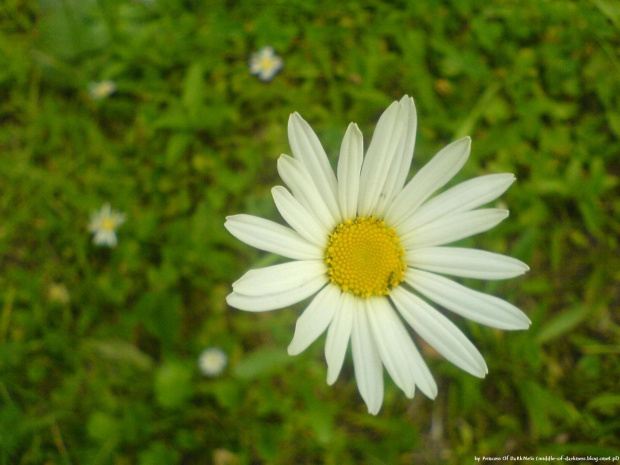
[289,111,305,127]
[326,373,338,386]
[287,344,301,356]
[471,357,489,377]
[448,136,472,159]
[399,94,414,106]
[420,379,439,400]
[223,214,243,228]
[348,121,362,135]
[366,403,382,415]
[455,135,472,153]
[511,261,530,277]
[517,317,532,330]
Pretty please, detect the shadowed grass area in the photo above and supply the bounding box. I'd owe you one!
[1,0,619,463]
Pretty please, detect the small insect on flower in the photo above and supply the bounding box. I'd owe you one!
[249,46,283,82]
[88,203,126,248]
[225,95,530,414]
[88,80,116,100]
[198,347,228,377]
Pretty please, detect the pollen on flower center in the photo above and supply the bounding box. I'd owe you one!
[325,217,406,298]
[101,218,117,231]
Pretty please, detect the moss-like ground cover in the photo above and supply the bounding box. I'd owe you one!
[1,0,619,463]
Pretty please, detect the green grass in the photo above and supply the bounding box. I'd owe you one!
[1,0,619,463]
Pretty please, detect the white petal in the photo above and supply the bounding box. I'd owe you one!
[403,174,515,231]
[369,296,439,399]
[277,155,337,231]
[384,137,471,227]
[351,304,384,415]
[225,214,324,260]
[400,208,509,250]
[406,247,530,280]
[93,230,117,247]
[406,269,531,330]
[337,123,364,219]
[374,96,418,217]
[288,113,341,223]
[226,274,327,312]
[391,286,488,378]
[272,186,329,247]
[358,100,404,216]
[325,291,354,384]
[288,283,341,355]
[366,297,417,398]
[232,260,327,296]
[370,298,438,399]
[402,337,438,400]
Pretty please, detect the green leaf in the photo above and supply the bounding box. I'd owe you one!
[139,442,179,465]
[85,339,154,370]
[305,403,334,445]
[233,348,291,380]
[206,380,241,409]
[154,361,194,409]
[165,132,192,167]
[535,305,589,344]
[134,291,181,349]
[87,411,120,443]
[607,111,620,138]
[591,0,620,29]
[182,63,204,117]
[587,393,620,416]
[0,401,23,456]
[518,381,576,439]
[578,198,604,238]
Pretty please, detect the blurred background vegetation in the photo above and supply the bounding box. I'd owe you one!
[1,0,619,463]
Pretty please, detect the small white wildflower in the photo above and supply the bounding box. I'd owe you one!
[88,203,126,247]
[48,282,70,305]
[89,80,116,100]
[249,46,283,82]
[198,347,228,377]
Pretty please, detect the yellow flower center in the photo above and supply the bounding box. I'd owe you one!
[101,217,117,231]
[260,57,275,71]
[325,217,406,298]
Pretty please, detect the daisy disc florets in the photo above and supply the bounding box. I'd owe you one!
[225,95,530,414]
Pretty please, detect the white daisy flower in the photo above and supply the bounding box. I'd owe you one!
[198,347,228,377]
[88,80,116,100]
[249,46,283,82]
[88,203,126,247]
[225,96,530,414]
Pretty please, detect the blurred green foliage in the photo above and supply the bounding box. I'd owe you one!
[1,0,619,463]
